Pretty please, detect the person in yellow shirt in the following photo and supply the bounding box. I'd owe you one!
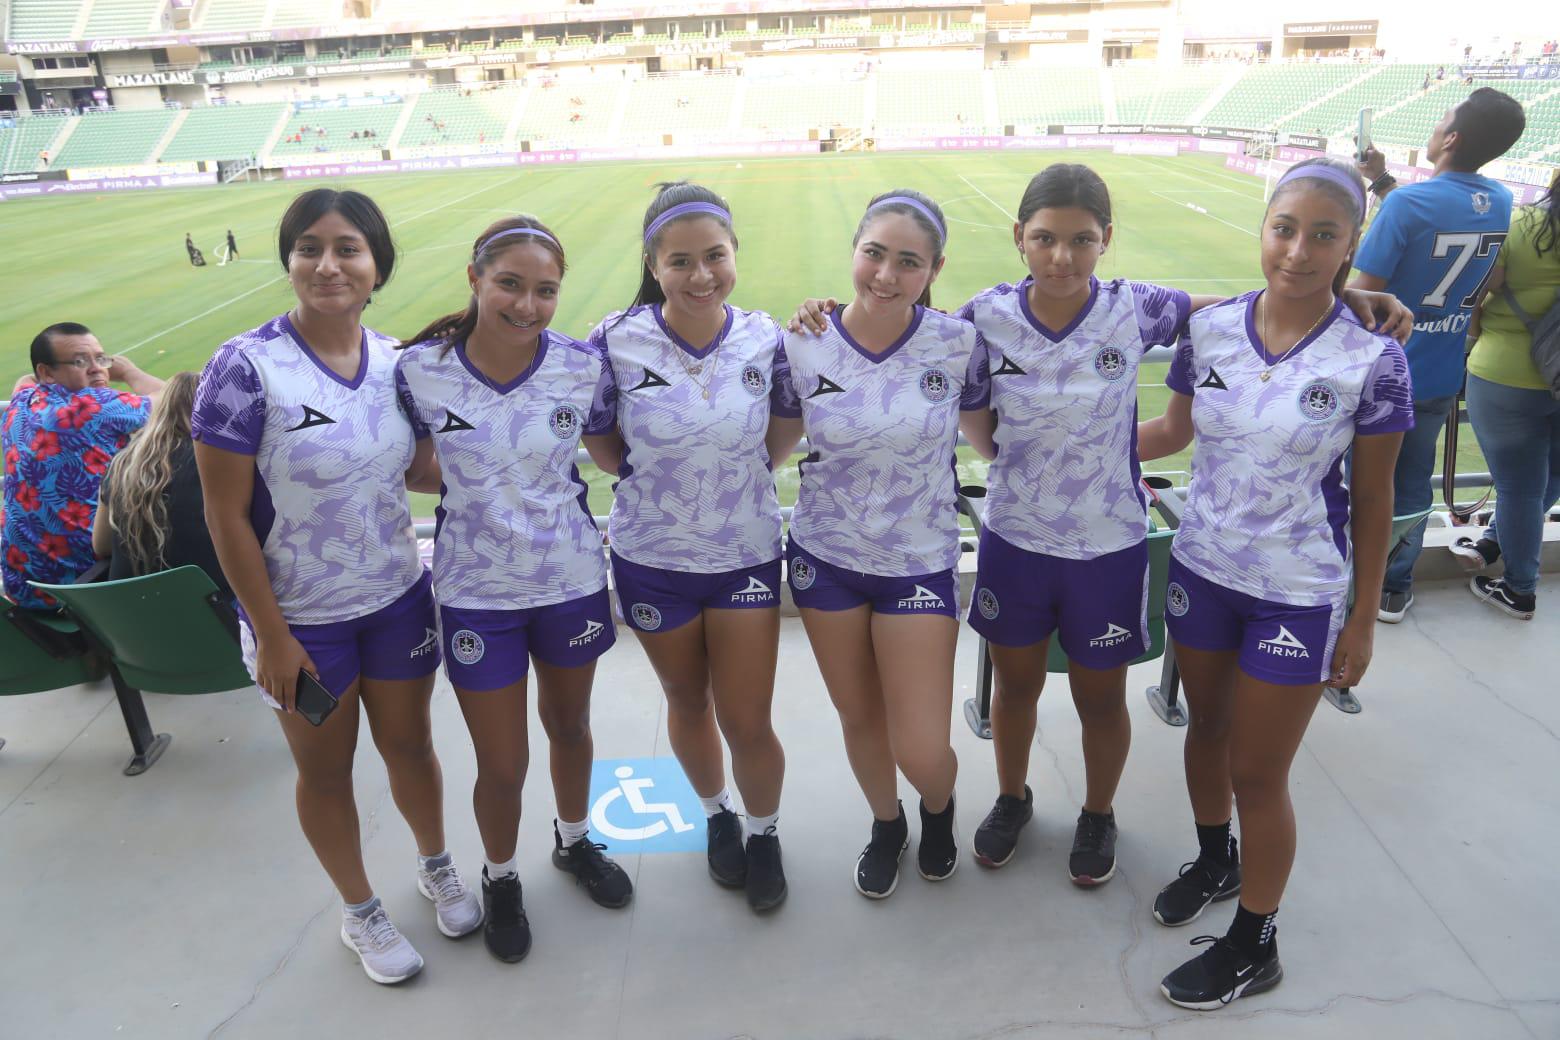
[1457,170,1560,619]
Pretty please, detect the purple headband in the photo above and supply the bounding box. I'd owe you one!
[1275,165,1368,221]
[643,201,731,244]
[478,226,559,255]
[866,195,946,239]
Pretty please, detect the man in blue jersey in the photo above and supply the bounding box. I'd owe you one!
[1351,87,1526,622]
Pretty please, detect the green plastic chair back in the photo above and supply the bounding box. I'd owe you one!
[1046,527,1174,674]
[0,608,105,696]
[31,567,251,695]
[1347,507,1437,611]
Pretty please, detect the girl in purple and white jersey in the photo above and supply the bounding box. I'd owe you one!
[782,189,985,899]
[584,183,800,912]
[193,190,477,985]
[1137,158,1413,1009]
[397,215,630,964]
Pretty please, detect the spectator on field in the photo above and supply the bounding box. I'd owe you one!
[92,371,230,600]
[2,323,164,610]
[225,229,239,259]
[1351,87,1527,623]
[1453,170,1560,619]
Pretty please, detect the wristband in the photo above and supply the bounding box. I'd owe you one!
[1369,173,1396,195]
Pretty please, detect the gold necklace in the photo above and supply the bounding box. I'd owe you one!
[1258,293,1332,382]
[673,344,719,400]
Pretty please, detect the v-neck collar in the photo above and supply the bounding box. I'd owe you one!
[1244,292,1343,371]
[455,331,550,395]
[1019,275,1099,342]
[282,312,368,389]
[653,303,733,360]
[831,304,924,364]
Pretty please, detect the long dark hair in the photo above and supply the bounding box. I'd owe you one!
[1527,167,1559,259]
[1266,157,1367,296]
[625,181,737,311]
[402,215,567,350]
[852,188,947,308]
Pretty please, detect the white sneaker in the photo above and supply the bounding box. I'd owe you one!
[417,861,484,938]
[340,905,424,984]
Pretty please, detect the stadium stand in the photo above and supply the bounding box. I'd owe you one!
[514,79,622,146]
[1276,64,1434,136]
[1202,63,1361,131]
[195,0,268,32]
[401,86,520,150]
[743,76,868,137]
[269,102,404,158]
[875,68,986,133]
[7,0,79,40]
[157,102,286,162]
[993,66,1105,128]
[1525,93,1560,161]
[1111,64,1229,124]
[0,116,70,174]
[271,0,328,29]
[82,0,163,37]
[1369,78,1537,147]
[53,109,178,168]
[617,75,735,143]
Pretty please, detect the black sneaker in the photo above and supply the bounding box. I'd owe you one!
[480,869,532,963]
[744,827,787,912]
[706,809,747,888]
[854,803,909,899]
[1470,575,1535,620]
[552,824,633,909]
[972,786,1033,868]
[1377,589,1413,624]
[1068,809,1118,886]
[1450,535,1500,572]
[1160,935,1283,1010]
[1153,852,1242,926]
[917,794,959,882]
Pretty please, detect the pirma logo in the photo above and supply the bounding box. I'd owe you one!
[898,584,945,610]
[1089,622,1132,648]
[631,603,663,631]
[731,576,774,603]
[740,364,768,397]
[1166,582,1190,617]
[549,404,581,439]
[919,368,950,402]
[790,557,816,590]
[1257,625,1309,658]
[1093,346,1128,381]
[1298,382,1339,422]
[411,627,439,659]
[451,629,485,665]
[569,619,604,647]
[976,587,999,620]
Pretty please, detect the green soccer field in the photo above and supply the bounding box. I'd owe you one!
[0,149,1487,515]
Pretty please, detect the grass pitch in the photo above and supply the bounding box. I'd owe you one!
[1,150,1485,514]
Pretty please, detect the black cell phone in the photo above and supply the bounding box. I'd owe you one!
[294,669,339,727]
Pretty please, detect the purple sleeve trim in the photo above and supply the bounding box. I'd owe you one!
[190,427,260,457]
[584,359,618,435]
[960,332,991,410]
[1164,333,1197,396]
[1130,282,1194,348]
[393,362,431,440]
[769,341,803,418]
[191,345,266,455]
[1355,341,1416,435]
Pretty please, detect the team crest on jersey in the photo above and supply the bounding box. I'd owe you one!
[1471,191,1491,215]
[919,368,951,403]
[1298,382,1339,422]
[740,364,768,398]
[1166,582,1189,617]
[451,629,485,665]
[549,404,581,439]
[630,603,663,631]
[790,557,816,590]
[1093,346,1128,381]
[976,587,999,620]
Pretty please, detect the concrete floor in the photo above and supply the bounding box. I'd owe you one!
[1,577,1556,1040]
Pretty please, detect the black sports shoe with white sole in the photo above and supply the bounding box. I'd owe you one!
[552,824,633,909]
[1470,575,1535,620]
[917,795,959,882]
[480,870,532,964]
[706,809,747,888]
[1154,853,1241,926]
[855,804,909,899]
[1160,935,1282,1010]
[972,786,1033,868]
[1450,535,1500,572]
[1068,809,1118,886]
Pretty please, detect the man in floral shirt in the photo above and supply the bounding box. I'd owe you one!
[3,322,164,610]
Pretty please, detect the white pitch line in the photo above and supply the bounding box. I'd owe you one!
[958,173,1016,222]
[121,170,532,355]
[1150,189,1257,239]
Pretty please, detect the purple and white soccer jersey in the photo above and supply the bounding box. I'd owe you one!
[784,306,983,577]
[395,331,613,611]
[592,303,793,572]
[1164,293,1413,680]
[192,314,425,626]
[960,277,1190,558]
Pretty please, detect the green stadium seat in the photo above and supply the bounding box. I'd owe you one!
[876,68,985,133]
[745,77,867,135]
[0,116,70,174]
[8,0,80,40]
[270,103,404,158]
[1204,63,1359,131]
[196,0,267,32]
[160,102,286,162]
[994,67,1104,128]
[83,0,162,36]
[2,605,104,697]
[54,109,178,170]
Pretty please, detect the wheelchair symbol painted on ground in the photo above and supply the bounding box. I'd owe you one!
[586,757,706,854]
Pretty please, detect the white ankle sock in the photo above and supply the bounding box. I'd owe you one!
[746,811,779,838]
[556,817,590,846]
[484,856,517,880]
[418,850,451,872]
[699,788,737,817]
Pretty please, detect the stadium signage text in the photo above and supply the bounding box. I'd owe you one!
[200,65,297,83]
[1461,64,1560,81]
[104,70,195,87]
[1282,21,1379,36]
[993,29,1090,43]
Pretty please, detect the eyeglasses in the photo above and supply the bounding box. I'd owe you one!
[51,355,110,370]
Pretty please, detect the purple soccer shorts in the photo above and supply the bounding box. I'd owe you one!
[785,537,958,618]
[611,552,781,634]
